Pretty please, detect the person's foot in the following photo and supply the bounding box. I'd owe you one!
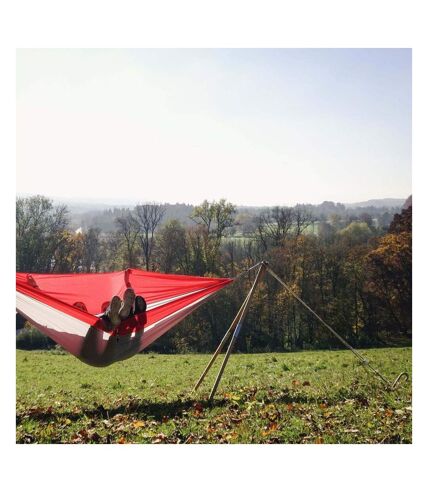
[107,295,122,327]
[134,295,147,314]
[119,288,136,320]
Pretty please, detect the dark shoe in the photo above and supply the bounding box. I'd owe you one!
[119,288,136,320]
[134,296,147,314]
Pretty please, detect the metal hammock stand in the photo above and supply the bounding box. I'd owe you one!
[194,261,409,400]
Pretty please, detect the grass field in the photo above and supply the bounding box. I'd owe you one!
[16,347,412,444]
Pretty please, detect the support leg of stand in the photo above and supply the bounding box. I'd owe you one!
[192,287,252,392]
[208,263,267,401]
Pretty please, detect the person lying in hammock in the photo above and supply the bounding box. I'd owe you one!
[73,288,147,330]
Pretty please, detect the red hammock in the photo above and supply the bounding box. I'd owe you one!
[16,269,233,367]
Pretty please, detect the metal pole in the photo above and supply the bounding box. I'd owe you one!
[192,287,253,392]
[192,261,264,392]
[209,262,267,401]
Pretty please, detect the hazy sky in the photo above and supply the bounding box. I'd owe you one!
[16,49,411,206]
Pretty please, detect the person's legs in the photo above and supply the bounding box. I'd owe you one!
[96,291,145,330]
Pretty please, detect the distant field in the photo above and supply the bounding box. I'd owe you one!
[16,347,412,444]
[226,222,320,242]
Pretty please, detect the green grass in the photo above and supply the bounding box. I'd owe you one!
[16,347,412,444]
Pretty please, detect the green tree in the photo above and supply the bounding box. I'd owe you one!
[16,195,69,272]
[190,199,236,273]
[82,227,102,272]
[339,221,374,246]
[156,220,187,273]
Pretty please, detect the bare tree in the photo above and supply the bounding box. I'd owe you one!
[135,203,165,270]
[255,206,294,249]
[293,206,314,237]
[115,210,140,268]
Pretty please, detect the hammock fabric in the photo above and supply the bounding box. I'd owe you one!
[16,269,233,367]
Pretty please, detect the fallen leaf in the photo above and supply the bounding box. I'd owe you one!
[23,433,35,444]
[193,402,204,412]
[78,429,88,438]
[268,422,278,431]
[152,433,167,444]
[89,431,101,442]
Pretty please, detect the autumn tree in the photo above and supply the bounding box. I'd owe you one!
[364,230,411,336]
[389,206,412,234]
[98,232,124,271]
[16,194,412,353]
[51,230,84,273]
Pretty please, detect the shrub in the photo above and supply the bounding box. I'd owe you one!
[16,324,56,350]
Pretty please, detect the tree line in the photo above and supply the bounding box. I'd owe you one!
[16,195,412,352]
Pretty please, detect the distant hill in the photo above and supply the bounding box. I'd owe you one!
[45,196,408,213]
[51,198,139,214]
[63,202,195,232]
[345,198,407,209]
[403,195,412,209]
